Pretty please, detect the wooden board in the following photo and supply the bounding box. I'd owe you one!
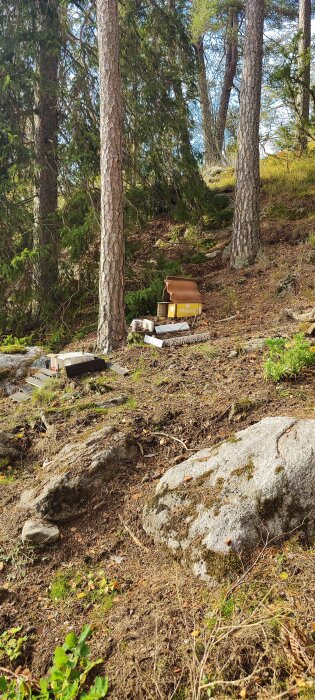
[163,332,212,347]
[144,335,164,348]
[106,362,129,376]
[38,367,56,377]
[65,358,107,378]
[33,373,53,383]
[25,377,46,388]
[155,322,190,335]
[10,391,31,403]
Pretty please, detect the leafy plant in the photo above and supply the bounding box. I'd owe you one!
[0,625,109,699]
[264,334,315,382]
[0,334,31,354]
[49,568,119,609]
[49,572,71,601]
[0,627,28,663]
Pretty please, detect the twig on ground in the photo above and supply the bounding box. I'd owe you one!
[213,314,238,323]
[152,431,190,451]
[118,515,149,552]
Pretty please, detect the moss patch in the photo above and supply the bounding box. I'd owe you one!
[231,457,255,481]
[201,547,242,583]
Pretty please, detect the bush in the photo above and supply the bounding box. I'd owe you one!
[125,260,181,321]
[0,625,109,699]
[264,334,315,382]
[0,335,30,354]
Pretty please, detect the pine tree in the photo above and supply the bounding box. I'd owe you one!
[33,0,60,316]
[297,0,311,152]
[231,0,264,269]
[96,0,125,352]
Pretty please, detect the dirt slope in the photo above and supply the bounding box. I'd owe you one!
[0,155,315,699]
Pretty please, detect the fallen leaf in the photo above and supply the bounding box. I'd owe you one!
[191,630,200,638]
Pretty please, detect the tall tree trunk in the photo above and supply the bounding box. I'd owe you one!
[168,0,197,173]
[297,0,311,153]
[216,8,239,154]
[33,0,60,315]
[231,0,264,269]
[194,38,221,167]
[96,0,125,352]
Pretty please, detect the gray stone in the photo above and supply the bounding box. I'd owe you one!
[20,426,139,522]
[0,431,15,445]
[95,395,127,408]
[243,337,267,353]
[0,347,41,372]
[0,445,19,463]
[143,417,315,584]
[21,519,60,545]
[222,244,231,261]
[205,250,220,259]
[30,355,49,369]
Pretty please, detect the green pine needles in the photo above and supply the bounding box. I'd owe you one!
[0,625,109,700]
[264,334,315,382]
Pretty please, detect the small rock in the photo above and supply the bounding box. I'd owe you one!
[276,275,297,296]
[151,407,173,427]
[243,338,267,353]
[222,244,231,261]
[20,426,139,522]
[0,445,19,464]
[206,250,220,259]
[21,519,60,545]
[4,383,17,396]
[31,355,49,369]
[95,395,127,408]
[306,323,315,337]
[0,431,15,445]
[228,350,238,359]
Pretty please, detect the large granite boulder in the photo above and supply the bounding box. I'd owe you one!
[143,417,315,584]
[20,426,139,522]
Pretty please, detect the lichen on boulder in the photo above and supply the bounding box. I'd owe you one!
[143,417,315,584]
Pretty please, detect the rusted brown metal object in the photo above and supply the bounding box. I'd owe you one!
[163,276,202,304]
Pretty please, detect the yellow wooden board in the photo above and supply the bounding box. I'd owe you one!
[167,303,202,318]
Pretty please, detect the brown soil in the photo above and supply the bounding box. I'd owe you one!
[0,217,314,699]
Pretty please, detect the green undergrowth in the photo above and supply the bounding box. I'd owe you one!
[0,335,30,354]
[49,567,119,611]
[125,258,181,321]
[0,625,109,699]
[264,333,315,381]
[0,627,28,664]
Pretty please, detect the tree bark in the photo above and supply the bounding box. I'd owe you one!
[297,0,311,153]
[96,0,125,352]
[168,0,198,174]
[216,8,239,155]
[33,0,60,314]
[194,38,221,167]
[231,0,264,269]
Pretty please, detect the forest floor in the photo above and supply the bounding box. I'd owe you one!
[0,153,315,699]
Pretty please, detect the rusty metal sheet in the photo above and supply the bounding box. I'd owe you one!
[163,276,202,303]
